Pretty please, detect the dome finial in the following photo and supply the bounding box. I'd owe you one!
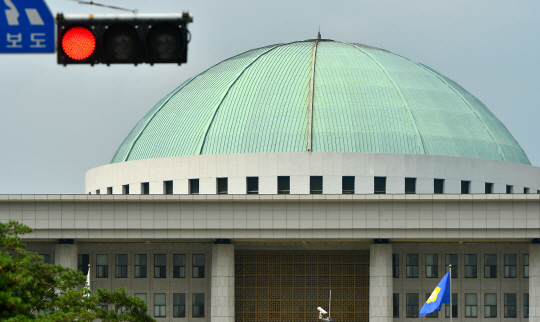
[317,24,321,40]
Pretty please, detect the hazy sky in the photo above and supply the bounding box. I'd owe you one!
[1,0,539,194]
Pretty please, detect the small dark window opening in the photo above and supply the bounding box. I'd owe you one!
[217,178,228,194]
[506,185,513,194]
[115,254,128,278]
[484,254,497,278]
[310,176,323,194]
[461,180,470,194]
[96,189,100,195]
[193,254,205,278]
[41,254,51,264]
[524,187,529,194]
[141,182,149,195]
[405,178,416,194]
[154,254,166,278]
[193,293,205,317]
[392,254,399,278]
[189,179,199,194]
[393,293,399,318]
[122,184,129,195]
[342,176,355,194]
[277,176,290,194]
[434,179,444,194]
[164,180,173,195]
[247,177,259,194]
[173,293,186,317]
[107,187,112,194]
[485,183,493,194]
[135,254,147,278]
[374,176,386,194]
[173,254,186,278]
[78,254,89,275]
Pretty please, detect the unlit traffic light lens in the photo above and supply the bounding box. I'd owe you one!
[61,26,96,60]
[103,23,140,62]
[147,23,184,60]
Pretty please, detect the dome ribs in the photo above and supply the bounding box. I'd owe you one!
[348,43,427,155]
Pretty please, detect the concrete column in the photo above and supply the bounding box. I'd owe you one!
[211,243,235,322]
[54,244,77,270]
[370,243,392,322]
[530,244,540,320]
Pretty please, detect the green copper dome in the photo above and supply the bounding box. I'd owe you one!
[111,40,530,164]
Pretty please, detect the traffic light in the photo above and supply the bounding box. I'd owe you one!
[56,13,193,66]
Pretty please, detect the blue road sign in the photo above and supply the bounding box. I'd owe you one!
[1,0,54,53]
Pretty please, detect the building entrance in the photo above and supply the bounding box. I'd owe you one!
[235,250,369,322]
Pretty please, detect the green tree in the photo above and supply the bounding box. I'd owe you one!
[0,221,155,322]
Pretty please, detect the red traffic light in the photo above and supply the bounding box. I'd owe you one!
[61,26,96,60]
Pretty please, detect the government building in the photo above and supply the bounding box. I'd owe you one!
[2,38,540,322]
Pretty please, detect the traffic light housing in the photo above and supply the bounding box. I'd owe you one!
[56,13,193,66]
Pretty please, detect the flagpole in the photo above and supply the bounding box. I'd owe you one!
[449,264,452,322]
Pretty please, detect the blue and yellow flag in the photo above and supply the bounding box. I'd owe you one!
[420,271,451,316]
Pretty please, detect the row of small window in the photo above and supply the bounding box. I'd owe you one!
[396,293,529,318]
[392,254,529,278]
[76,254,205,279]
[95,177,540,195]
[102,293,205,318]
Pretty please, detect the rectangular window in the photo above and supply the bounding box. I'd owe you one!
[141,182,149,195]
[154,293,166,317]
[465,293,477,317]
[426,254,438,278]
[434,178,444,194]
[393,293,399,318]
[193,254,205,278]
[277,176,290,194]
[115,306,126,314]
[217,177,228,194]
[173,293,186,317]
[193,293,205,317]
[504,293,517,318]
[247,177,259,194]
[485,293,497,318]
[41,254,51,264]
[506,185,513,194]
[524,254,529,278]
[465,254,477,278]
[524,187,530,194]
[405,177,416,194]
[154,254,166,278]
[392,254,399,278]
[342,176,355,194]
[96,189,100,195]
[115,254,128,278]
[78,254,89,275]
[135,293,147,304]
[485,182,493,194]
[122,184,129,195]
[164,180,173,195]
[445,293,458,318]
[406,254,419,278]
[310,176,323,194]
[189,179,199,195]
[461,180,471,194]
[107,187,112,194]
[504,254,516,278]
[96,254,108,278]
[406,293,419,318]
[485,254,497,278]
[135,254,147,278]
[97,304,108,311]
[445,254,458,278]
[425,293,438,318]
[524,293,529,318]
[173,254,186,278]
[374,176,386,194]
[373,177,386,194]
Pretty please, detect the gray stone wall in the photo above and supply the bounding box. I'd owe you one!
[370,243,393,322]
